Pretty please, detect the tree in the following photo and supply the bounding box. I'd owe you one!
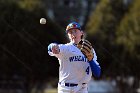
[0,0,66,80]
[85,0,127,77]
[116,0,140,77]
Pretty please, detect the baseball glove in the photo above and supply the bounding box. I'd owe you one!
[77,39,94,61]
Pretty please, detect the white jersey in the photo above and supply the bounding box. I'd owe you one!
[48,42,99,84]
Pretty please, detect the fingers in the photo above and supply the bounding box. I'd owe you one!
[77,40,92,50]
[81,40,92,53]
[81,46,91,53]
[84,40,91,46]
[82,42,92,50]
[52,44,60,54]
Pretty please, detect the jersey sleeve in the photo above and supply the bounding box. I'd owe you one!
[48,43,67,58]
[92,49,100,66]
[89,49,101,77]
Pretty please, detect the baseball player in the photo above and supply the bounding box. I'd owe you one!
[48,22,101,93]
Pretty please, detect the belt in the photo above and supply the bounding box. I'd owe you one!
[59,82,86,87]
[65,83,78,87]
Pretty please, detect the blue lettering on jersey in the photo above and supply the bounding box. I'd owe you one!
[69,56,87,62]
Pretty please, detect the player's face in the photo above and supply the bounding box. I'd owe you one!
[67,29,83,44]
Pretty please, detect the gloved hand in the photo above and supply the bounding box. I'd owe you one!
[77,40,94,61]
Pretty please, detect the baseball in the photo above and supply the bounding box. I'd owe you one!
[40,18,46,24]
